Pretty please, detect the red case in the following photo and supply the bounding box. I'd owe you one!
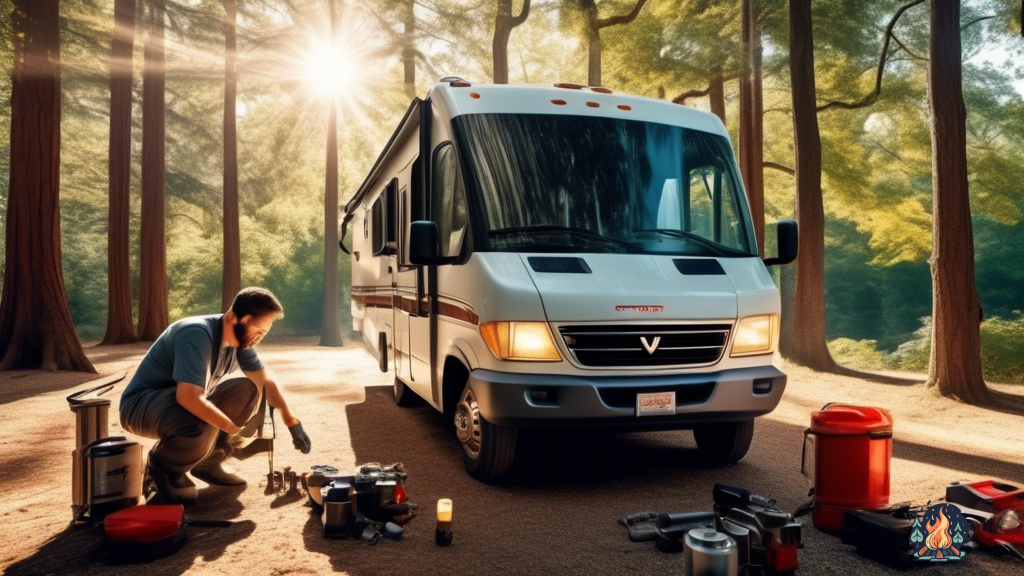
[104,505,186,556]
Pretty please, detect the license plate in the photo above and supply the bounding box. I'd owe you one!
[636,391,675,416]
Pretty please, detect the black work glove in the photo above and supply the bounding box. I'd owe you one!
[288,421,311,454]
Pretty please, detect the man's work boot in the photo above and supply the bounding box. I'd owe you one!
[191,462,246,486]
[147,460,198,504]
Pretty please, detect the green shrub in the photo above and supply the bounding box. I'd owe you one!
[886,314,1024,383]
[827,338,896,370]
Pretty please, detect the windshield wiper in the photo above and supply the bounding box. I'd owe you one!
[632,228,752,257]
[490,225,641,251]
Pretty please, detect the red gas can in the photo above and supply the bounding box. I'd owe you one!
[807,404,893,532]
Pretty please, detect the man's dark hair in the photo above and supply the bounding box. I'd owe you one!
[231,287,284,320]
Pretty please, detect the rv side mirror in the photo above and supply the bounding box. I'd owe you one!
[409,221,445,265]
[763,219,798,266]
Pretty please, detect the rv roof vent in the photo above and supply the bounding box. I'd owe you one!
[528,257,592,274]
[673,259,725,275]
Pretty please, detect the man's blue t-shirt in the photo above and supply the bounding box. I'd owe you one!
[121,314,264,402]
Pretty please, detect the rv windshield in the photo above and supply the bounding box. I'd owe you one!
[452,114,756,256]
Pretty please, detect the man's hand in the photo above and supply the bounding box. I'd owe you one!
[288,420,311,454]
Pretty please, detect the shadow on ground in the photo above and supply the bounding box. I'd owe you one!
[291,385,1021,576]
[4,486,253,576]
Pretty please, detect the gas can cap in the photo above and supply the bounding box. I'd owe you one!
[810,404,892,435]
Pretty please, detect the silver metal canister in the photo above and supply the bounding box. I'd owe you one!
[684,529,738,576]
[376,480,397,507]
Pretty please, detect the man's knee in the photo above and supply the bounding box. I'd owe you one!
[208,377,259,423]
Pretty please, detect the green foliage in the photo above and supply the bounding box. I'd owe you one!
[827,337,896,370]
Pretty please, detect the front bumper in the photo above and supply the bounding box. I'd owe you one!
[468,365,786,429]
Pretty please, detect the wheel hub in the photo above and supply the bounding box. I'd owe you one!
[454,388,482,458]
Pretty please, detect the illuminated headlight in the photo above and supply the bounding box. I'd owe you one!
[730,314,779,357]
[479,321,561,361]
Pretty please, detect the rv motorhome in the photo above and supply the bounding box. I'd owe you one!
[342,80,798,482]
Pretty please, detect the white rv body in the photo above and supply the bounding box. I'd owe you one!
[344,82,791,479]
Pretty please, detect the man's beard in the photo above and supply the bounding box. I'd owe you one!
[234,321,255,349]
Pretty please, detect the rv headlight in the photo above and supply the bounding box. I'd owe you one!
[479,321,561,361]
[730,314,779,356]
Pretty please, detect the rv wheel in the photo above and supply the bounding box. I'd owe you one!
[393,376,418,407]
[454,384,517,482]
[693,419,755,464]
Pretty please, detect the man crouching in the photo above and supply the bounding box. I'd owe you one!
[119,287,311,503]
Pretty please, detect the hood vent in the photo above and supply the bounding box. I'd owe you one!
[673,259,725,275]
[527,256,592,274]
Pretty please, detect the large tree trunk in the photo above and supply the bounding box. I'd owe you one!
[708,74,725,123]
[320,0,343,347]
[786,0,837,371]
[0,0,95,372]
[493,0,530,84]
[740,0,765,257]
[925,0,988,404]
[749,0,765,258]
[585,3,601,87]
[221,0,240,312]
[101,0,137,345]
[402,0,415,98]
[138,0,168,341]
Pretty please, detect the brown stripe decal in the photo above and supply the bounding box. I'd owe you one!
[352,293,478,325]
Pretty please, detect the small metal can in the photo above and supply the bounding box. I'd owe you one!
[684,529,738,576]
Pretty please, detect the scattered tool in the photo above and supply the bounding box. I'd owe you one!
[302,462,418,543]
[684,528,739,576]
[618,511,717,552]
[947,480,1024,560]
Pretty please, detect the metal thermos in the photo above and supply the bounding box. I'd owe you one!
[684,529,739,576]
[69,382,142,522]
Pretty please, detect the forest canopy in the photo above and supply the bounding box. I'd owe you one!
[0,0,1022,382]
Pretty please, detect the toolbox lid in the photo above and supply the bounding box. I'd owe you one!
[104,505,184,544]
[810,404,892,436]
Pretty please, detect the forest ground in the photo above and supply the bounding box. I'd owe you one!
[1,339,1022,576]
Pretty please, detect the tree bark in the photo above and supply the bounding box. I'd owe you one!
[708,74,725,124]
[739,0,752,196]
[402,0,415,98]
[221,0,240,312]
[101,0,137,345]
[925,0,988,404]
[138,0,168,341]
[786,0,837,371]
[749,0,765,258]
[583,0,648,87]
[0,0,95,372]
[493,0,530,84]
[320,0,343,347]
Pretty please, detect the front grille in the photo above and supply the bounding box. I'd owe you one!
[558,323,731,367]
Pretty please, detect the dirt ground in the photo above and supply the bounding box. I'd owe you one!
[1,338,1022,575]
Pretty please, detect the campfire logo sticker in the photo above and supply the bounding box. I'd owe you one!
[911,503,970,562]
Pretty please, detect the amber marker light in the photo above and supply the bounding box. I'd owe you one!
[480,321,561,361]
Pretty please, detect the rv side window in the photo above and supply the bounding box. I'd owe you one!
[432,143,468,258]
[371,195,386,255]
[385,179,397,246]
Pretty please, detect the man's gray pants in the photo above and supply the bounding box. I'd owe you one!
[119,378,260,474]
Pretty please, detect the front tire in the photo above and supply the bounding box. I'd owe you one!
[693,419,755,464]
[454,384,517,482]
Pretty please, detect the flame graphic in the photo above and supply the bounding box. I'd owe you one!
[925,507,953,554]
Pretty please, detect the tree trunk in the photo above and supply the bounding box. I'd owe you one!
[778,260,797,358]
[402,0,415,98]
[749,0,765,258]
[221,0,240,312]
[101,0,137,345]
[0,0,95,372]
[138,0,168,341]
[925,0,988,404]
[493,0,530,84]
[320,0,343,347]
[786,0,837,371]
[739,0,752,195]
[586,4,601,87]
[708,74,725,124]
